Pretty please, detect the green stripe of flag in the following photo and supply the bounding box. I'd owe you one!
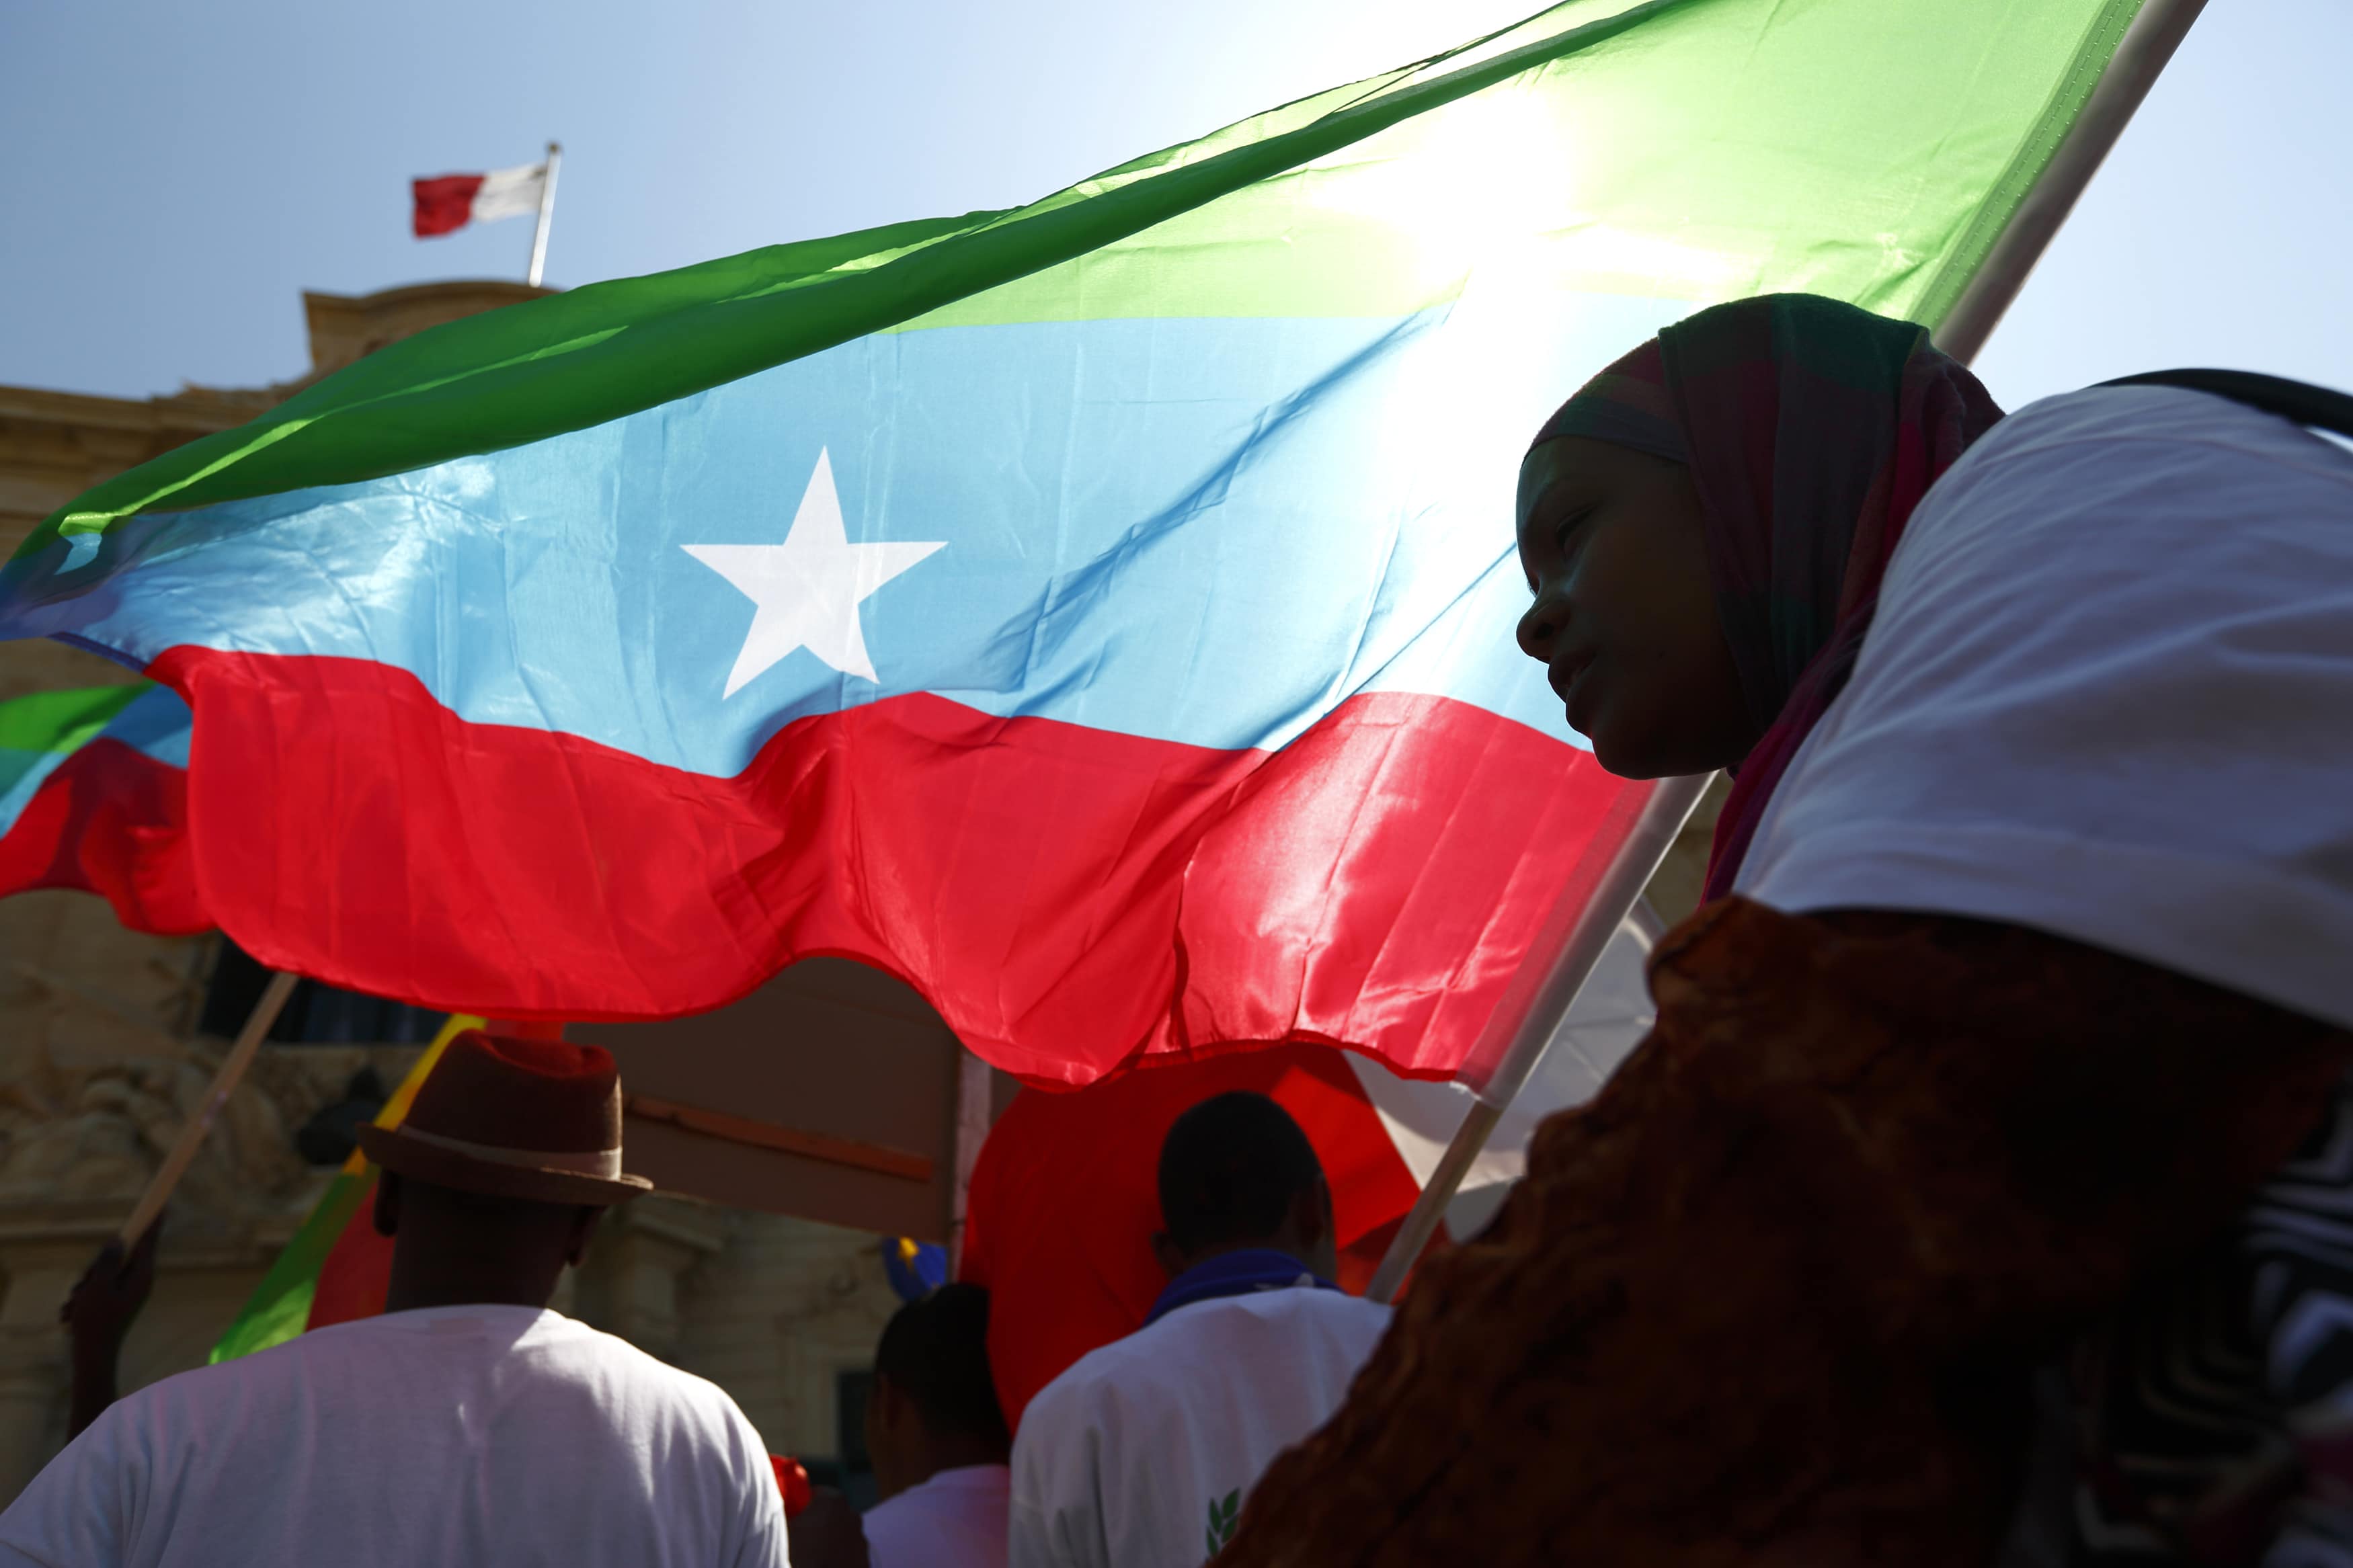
[208,1167,371,1364]
[924,0,2141,335]
[23,0,2140,560]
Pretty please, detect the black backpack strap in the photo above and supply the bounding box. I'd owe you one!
[2097,368,2353,440]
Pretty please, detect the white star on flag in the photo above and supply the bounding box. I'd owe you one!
[684,449,946,698]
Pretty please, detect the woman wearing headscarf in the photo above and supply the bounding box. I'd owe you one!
[1220,295,2353,1567]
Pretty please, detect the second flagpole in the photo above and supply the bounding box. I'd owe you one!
[1365,774,1710,1304]
[527,141,562,288]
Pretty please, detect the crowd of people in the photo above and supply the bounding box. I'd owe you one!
[0,1032,1382,1568]
[1,291,2349,1566]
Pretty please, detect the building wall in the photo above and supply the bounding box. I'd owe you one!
[0,283,897,1505]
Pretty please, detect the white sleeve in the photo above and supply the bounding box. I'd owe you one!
[1734,386,2353,1033]
[725,1410,792,1568]
[0,1404,134,1566]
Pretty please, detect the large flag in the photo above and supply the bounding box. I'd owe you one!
[0,0,2137,1086]
[0,683,200,932]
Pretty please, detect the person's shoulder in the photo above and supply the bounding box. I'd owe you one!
[1016,1313,1208,1452]
[858,1482,928,1554]
[533,1311,746,1406]
[1023,1327,1154,1423]
[365,1307,763,1454]
[1053,1290,1387,1385]
[108,1327,324,1415]
[866,1467,1008,1564]
[1977,382,2353,474]
[1226,1286,1392,1345]
[1265,1284,1389,1319]
[1897,380,2353,569]
[38,1339,308,1477]
[1290,1288,1393,1331]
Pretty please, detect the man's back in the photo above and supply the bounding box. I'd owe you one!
[863,1462,1010,1568]
[1008,1286,1389,1568]
[0,1303,789,1568]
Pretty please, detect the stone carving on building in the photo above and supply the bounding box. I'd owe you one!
[0,889,401,1499]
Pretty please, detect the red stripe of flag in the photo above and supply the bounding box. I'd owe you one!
[411,174,485,238]
[0,739,204,934]
[305,1172,397,1330]
[151,645,1632,1085]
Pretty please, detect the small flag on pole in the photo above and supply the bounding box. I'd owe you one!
[0,683,200,933]
[411,159,548,238]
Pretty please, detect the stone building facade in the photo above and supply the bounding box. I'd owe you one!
[0,284,902,1505]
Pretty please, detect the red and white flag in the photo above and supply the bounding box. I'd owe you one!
[411,161,549,238]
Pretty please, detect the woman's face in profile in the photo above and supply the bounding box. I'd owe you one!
[1514,436,1754,779]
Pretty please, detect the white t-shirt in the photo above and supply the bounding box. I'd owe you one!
[1738,384,2353,1030]
[862,1462,1009,1568]
[0,1305,789,1568]
[1007,1286,1390,1568]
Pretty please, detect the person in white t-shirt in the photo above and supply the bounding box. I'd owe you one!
[1008,1091,1388,1568]
[859,1282,1011,1568]
[0,1029,790,1568]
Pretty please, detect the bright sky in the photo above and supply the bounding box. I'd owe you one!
[3,0,2346,409]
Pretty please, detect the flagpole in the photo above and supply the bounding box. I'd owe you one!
[1933,0,2208,363]
[1366,772,1711,1305]
[947,1049,994,1274]
[526,140,562,289]
[115,968,302,1249]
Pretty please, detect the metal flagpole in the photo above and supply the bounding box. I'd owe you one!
[947,1049,995,1274]
[115,969,302,1249]
[1933,0,2208,364]
[1367,772,1711,1304]
[527,140,563,289]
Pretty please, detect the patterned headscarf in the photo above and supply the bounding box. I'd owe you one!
[1531,294,2004,898]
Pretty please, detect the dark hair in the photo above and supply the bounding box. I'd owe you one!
[1156,1091,1324,1254]
[874,1283,1009,1449]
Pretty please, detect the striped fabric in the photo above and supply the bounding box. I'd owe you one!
[2072,1069,2353,1565]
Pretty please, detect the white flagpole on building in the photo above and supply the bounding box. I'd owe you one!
[527,141,563,289]
[947,1049,994,1275]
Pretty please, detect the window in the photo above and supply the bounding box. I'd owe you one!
[801,1368,880,1511]
[198,938,445,1044]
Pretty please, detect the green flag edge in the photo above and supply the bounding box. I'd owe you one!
[13,0,2139,564]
